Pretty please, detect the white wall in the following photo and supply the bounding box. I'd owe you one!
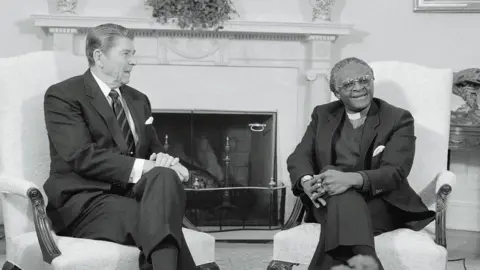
[1,0,479,70]
[0,0,46,57]
[331,0,480,71]
[1,0,480,230]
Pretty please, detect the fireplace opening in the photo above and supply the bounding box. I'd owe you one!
[152,110,286,232]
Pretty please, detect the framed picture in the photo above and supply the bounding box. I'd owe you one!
[414,0,480,12]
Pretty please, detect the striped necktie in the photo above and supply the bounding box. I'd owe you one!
[109,90,135,156]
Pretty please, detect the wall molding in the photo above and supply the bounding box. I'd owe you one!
[450,200,480,208]
[447,200,480,231]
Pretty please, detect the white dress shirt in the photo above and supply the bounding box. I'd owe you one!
[91,72,145,184]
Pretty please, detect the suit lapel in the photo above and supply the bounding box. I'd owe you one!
[120,86,147,156]
[358,101,380,169]
[83,70,128,153]
[320,104,344,166]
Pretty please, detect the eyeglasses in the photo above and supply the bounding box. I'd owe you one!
[338,75,375,92]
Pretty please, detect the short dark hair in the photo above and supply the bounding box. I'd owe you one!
[329,57,374,93]
[85,23,134,67]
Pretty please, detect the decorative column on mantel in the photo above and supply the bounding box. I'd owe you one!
[48,27,78,52]
[31,14,353,135]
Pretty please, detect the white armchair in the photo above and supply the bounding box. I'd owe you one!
[0,51,219,270]
[267,62,457,270]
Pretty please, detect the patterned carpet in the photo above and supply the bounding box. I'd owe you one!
[0,238,478,269]
[214,242,480,270]
[215,242,273,270]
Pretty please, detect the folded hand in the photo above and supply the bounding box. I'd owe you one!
[318,169,352,196]
[149,152,179,167]
[149,152,188,182]
[170,163,190,182]
[302,176,327,207]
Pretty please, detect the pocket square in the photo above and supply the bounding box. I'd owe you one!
[145,116,154,125]
[372,145,385,157]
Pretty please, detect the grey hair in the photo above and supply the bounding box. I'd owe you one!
[85,23,134,67]
[329,57,374,93]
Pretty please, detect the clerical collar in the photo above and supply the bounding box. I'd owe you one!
[346,105,370,120]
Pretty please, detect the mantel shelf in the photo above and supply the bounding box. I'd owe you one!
[31,14,353,38]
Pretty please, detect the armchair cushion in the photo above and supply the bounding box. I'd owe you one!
[273,223,320,264]
[10,228,215,270]
[273,224,446,270]
[375,228,446,270]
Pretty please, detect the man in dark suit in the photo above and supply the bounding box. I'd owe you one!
[287,57,435,270]
[43,23,196,270]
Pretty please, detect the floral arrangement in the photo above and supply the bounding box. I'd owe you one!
[146,0,238,30]
[331,255,379,270]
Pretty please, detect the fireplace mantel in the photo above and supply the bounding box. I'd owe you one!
[31,14,353,105]
[32,14,352,38]
[31,12,354,154]
[31,12,354,150]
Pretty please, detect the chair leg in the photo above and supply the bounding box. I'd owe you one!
[197,262,220,270]
[267,260,299,270]
[2,261,21,270]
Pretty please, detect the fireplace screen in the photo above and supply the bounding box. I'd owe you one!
[152,110,285,232]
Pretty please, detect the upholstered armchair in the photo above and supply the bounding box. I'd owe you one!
[267,62,457,270]
[0,51,219,270]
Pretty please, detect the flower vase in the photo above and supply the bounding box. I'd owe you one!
[312,0,335,22]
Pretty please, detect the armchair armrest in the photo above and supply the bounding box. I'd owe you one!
[281,197,305,230]
[434,170,456,248]
[0,175,39,196]
[0,176,61,264]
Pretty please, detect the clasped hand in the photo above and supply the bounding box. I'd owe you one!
[302,170,355,207]
[318,169,354,196]
[149,152,189,182]
[302,176,327,208]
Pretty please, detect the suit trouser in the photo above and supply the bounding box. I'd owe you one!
[59,167,196,270]
[308,189,398,270]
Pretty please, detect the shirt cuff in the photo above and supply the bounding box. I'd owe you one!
[357,171,371,193]
[296,174,313,192]
[129,158,145,184]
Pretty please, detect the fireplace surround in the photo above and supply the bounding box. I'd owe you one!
[152,110,282,232]
[32,14,353,237]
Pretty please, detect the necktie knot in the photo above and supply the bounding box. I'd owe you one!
[109,90,120,101]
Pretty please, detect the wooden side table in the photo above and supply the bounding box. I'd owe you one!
[448,124,480,169]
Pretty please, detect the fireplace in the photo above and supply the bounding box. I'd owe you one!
[152,110,285,231]
[32,14,352,238]
[153,110,276,187]
[184,187,286,232]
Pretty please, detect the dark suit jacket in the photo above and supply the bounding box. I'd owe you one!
[287,98,434,229]
[43,70,164,233]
